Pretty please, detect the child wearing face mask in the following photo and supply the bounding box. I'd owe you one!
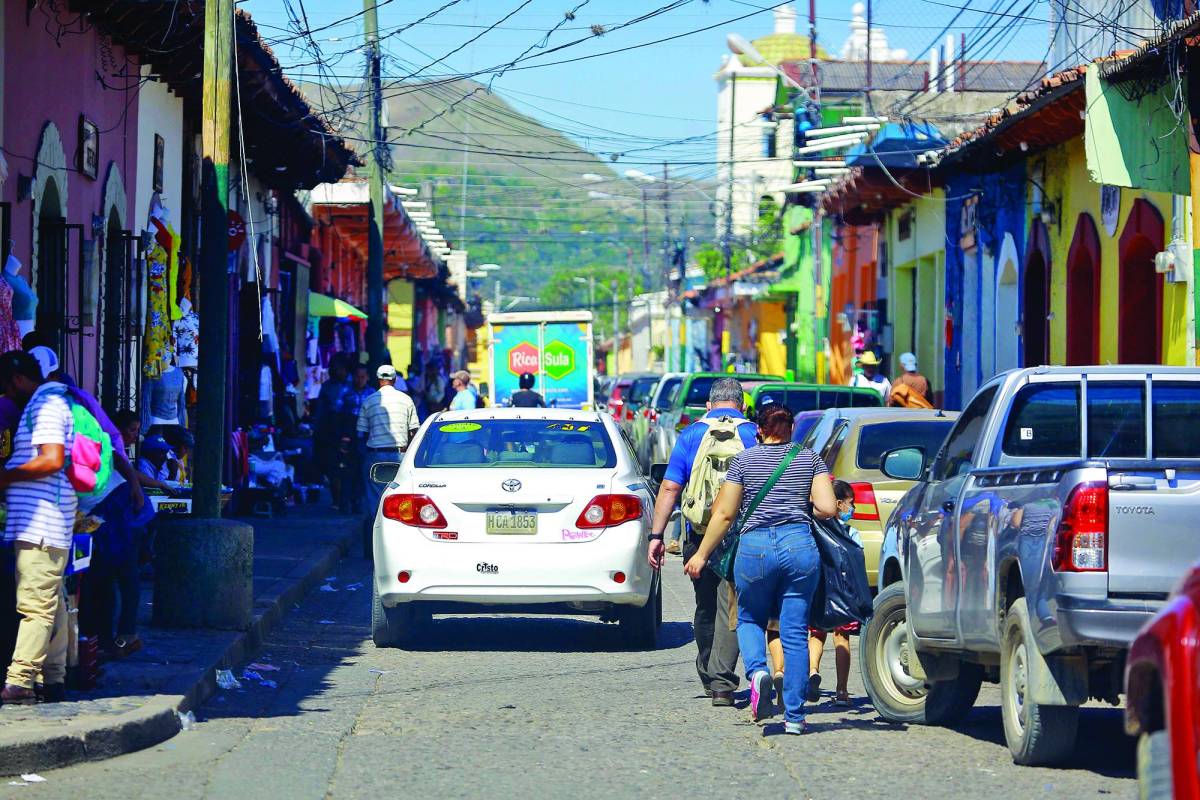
[806,480,863,706]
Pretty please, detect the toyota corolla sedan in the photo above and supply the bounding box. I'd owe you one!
[370,408,660,650]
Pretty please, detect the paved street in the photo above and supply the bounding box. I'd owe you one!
[7,553,1133,800]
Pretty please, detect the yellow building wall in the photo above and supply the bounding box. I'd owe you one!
[756,301,788,376]
[1041,137,1183,365]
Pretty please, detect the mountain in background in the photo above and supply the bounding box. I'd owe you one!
[305,78,715,328]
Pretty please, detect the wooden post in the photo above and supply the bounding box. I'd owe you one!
[365,0,387,367]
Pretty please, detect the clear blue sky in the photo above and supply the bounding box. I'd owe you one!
[242,0,1049,171]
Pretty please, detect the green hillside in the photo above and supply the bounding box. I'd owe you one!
[306,79,716,335]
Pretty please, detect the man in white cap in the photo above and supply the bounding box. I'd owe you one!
[848,350,891,400]
[356,365,419,545]
[889,352,931,407]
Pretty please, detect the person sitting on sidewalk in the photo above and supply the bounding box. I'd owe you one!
[0,351,75,705]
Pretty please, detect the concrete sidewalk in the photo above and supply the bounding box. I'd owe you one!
[0,504,360,776]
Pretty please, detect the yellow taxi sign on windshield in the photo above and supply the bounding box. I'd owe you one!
[439,422,482,433]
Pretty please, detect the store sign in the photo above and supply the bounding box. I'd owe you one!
[507,342,539,376]
[1101,185,1120,236]
[228,210,247,252]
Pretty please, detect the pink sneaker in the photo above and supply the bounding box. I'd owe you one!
[750,670,772,721]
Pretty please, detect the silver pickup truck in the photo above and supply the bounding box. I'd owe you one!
[860,366,1200,766]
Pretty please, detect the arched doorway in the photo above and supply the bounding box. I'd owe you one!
[100,211,127,411]
[1118,199,1164,364]
[36,178,66,354]
[1066,213,1101,365]
[1022,220,1050,367]
[996,258,1019,372]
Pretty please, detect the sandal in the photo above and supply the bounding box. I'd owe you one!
[834,691,851,706]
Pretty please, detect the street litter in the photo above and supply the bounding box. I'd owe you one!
[8,781,27,786]
[248,662,280,672]
[319,584,338,592]
[20,775,45,783]
[242,669,264,682]
[317,619,336,624]
[260,679,278,689]
[345,582,363,591]
[369,668,390,675]
[215,669,242,690]
[177,710,196,730]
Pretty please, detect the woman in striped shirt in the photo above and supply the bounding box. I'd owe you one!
[684,404,836,734]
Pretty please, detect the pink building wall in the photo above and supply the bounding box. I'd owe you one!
[2,3,140,395]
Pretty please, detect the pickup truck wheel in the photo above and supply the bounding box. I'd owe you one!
[923,661,983,726]
[861,582,928,723]
[1136,729,1173,800]
[1001,597,1079,765]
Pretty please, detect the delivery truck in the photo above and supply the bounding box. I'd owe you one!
[487,311,594,409]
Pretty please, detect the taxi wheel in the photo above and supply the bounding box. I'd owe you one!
[371,582,424,648]
[619,575,661,650]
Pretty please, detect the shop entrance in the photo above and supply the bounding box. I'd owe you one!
[100,212,139,412]
[36,178,66,355]
[1118,199,1164,364]
[1022,254,1048,367]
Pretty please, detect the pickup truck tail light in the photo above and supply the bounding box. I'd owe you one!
[382,494,448,528]
[576,494,642,529]
[850,482,881,521]
[676,413,693,431]
[1053,482,1108,572]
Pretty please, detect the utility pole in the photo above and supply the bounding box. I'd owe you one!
[494,279,501,311]
[865,0,873,110]
[611,280,619,365]
[364,0,386,367]
[661,161,671,293]
[724,75,737,281]
[639,186,649,295]
[193,0,234,519]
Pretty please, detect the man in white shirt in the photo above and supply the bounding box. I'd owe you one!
[357,365,419,520]
[848,350,891,401]
[0,351,74,704]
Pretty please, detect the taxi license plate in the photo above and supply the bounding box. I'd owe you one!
[486,510,537,535]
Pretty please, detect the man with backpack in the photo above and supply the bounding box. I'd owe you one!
[647,377,757,706]
[0,351,77,704]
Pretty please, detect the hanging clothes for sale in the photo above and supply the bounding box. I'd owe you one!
[141,363,187,433]
[173,297,199,369]
[143,206,178,377]
[261,296,278,353]
[0,268,24,354]
[150,212,182,321]
[4,255,36,339]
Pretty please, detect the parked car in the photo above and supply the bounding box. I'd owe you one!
[652,371,783,469]
[605,372,660,436]
[745,381,883,417]
[1125,561,1200,800]
[370,408,660,650]
[633,372,687,474]
[860,366,1200,767]
[797,408,958,589]
[791,410,826,445]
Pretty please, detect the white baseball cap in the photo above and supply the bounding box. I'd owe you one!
[28,346,59,379]
[899,352,918,371]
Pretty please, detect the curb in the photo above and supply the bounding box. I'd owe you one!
[0,523,357,776]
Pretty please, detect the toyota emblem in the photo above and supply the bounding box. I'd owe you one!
[501,479,522,493]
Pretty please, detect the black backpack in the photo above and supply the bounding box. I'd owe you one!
[809,518,873,630]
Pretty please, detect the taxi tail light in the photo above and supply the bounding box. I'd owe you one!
[850,482,880,521]
[1053,482,1107,572]
[576,494,642,529]
[382,494,447,528]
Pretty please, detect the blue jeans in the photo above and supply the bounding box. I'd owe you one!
[733,523,821,724]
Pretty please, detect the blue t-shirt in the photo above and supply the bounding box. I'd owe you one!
[449,388,477,411]
[662,409,758,487]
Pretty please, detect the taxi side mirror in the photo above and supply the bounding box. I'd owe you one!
[649,463,668,485]
[370,461,401,485]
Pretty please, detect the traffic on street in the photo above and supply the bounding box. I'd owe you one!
[3,1,1200,798]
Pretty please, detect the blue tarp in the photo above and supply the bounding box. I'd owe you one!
[846,121,947,169]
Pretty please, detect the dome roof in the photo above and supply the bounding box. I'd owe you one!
[739,33,829,67]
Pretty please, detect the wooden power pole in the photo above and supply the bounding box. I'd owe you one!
[193,0,234,519]
[364,0,386,367]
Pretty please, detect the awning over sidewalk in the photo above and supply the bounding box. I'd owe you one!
[308,292,366,320]
[310,181,441,281]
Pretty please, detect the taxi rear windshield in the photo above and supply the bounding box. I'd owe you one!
[415,419,617,468]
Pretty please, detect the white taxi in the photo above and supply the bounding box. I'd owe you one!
[370,408,661,649]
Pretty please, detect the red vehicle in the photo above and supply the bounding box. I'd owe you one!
[1125,562,1200,799]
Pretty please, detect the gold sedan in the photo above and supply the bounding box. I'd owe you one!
[799,408,960,589]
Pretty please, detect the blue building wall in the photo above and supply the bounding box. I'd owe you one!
[943,163,1027,410]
